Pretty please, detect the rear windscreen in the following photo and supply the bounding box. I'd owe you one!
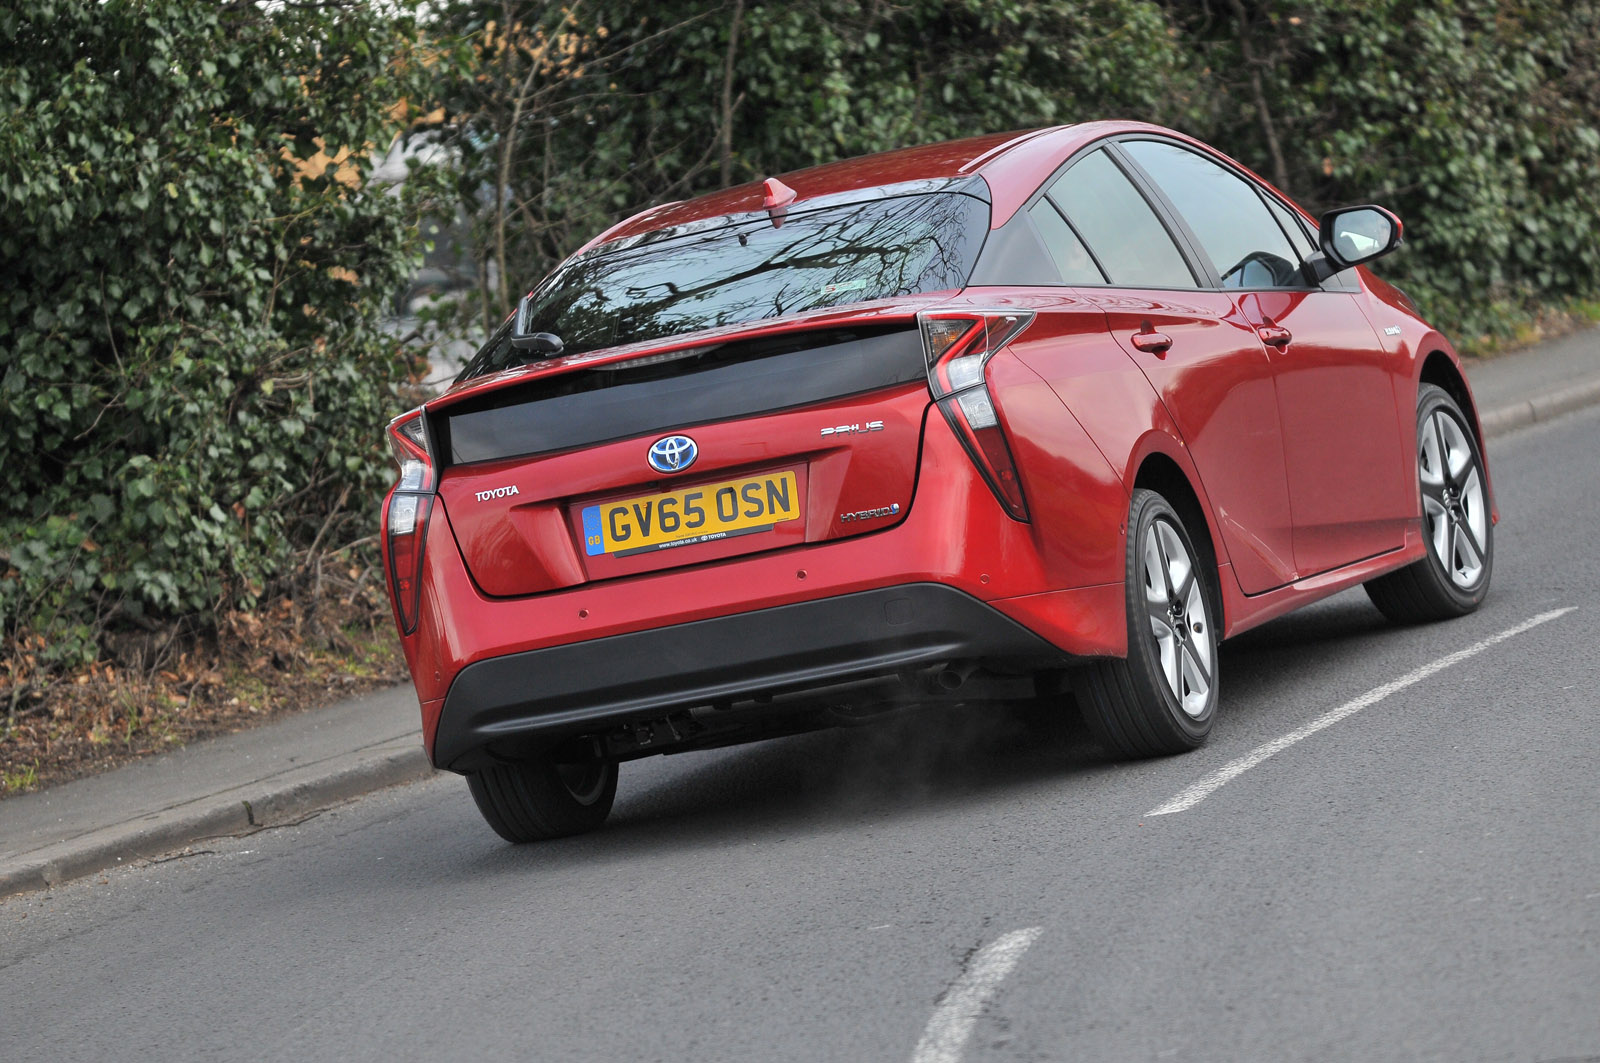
[458,191,989,380]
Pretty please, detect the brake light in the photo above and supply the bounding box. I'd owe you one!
[384,408,435,635]
[918,309,1035,521]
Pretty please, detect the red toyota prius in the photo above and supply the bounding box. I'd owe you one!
[382,121,1494,842]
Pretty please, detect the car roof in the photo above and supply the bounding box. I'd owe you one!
[595,120,1184,247]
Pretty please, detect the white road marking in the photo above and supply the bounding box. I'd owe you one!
[912,926,1042,1063]
[1146,607,1576,817]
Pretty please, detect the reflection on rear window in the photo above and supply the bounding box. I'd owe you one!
[461,193,988,378]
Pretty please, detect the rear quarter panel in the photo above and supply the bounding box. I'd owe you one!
[970,288,1240,624]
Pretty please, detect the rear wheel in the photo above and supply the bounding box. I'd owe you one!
[1365,384,1492,623]
[466,751,618,842]
[1074,488,1218,758]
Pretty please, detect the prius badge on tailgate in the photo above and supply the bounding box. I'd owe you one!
[820,420,884,437]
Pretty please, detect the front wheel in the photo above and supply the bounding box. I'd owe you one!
[1074,488,1219,758]
[466,751,618,842]
[1365,384,1492,623]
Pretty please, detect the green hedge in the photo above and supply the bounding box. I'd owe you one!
[0,0,432,671]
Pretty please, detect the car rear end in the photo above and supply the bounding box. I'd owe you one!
[381,178,1107,775]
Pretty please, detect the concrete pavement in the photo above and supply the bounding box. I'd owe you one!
[1468,326,1600,435]
[2,325,1596,898]
[0,685,430,895]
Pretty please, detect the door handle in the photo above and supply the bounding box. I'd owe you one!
[1257,325,1292,347]
[1131,331,1173,354]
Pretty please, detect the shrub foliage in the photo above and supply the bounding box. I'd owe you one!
[0,0,432,673]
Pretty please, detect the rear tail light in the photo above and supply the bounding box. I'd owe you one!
[384,408,435,634]
[918,309,1035,521]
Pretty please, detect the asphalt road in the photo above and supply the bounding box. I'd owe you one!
[5,406,1599,1063]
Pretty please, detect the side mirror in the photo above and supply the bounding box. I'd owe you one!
[509,293,564,356]
[1305,205,1404,282]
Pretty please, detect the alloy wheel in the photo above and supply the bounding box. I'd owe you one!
[1143,518,1214,718]
[1418,409,1488,589]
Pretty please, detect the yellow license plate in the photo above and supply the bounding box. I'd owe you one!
[581,471,800,557]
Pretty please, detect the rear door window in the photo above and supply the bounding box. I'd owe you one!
[1027,200,1106,284]
[1044,149,1196,289]
[1120,139,1305,290]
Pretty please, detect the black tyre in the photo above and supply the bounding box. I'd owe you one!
[1074,488,1219,758]
[466,751,618,842]
[1365,384,1493,623]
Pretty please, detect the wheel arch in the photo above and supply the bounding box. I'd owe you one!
[1419,349,1484,451]
[1133,451,1226,633]
[1417,346,1497,521]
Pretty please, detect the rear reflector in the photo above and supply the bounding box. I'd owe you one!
[918,309,1034,521]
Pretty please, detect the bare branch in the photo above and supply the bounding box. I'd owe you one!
[720,0,745,188]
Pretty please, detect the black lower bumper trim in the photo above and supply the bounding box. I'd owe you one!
[433,583,1074,771]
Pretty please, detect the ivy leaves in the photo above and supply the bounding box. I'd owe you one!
[0,0,433,668]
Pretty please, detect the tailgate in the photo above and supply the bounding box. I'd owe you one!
[432,325,931,597]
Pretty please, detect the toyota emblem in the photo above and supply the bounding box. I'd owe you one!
[647,434,698,473]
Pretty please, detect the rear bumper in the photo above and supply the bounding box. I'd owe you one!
[432,583,1076,771]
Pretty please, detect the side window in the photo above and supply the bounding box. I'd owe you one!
[1121,139,1306,290]
[1045,149,1196,289]
[1027,200,1107,284]
[1264,195,1363,290]
[1264,195,1316,263]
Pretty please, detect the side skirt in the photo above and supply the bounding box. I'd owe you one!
[1219,520,1427,641]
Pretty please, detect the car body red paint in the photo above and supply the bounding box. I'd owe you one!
[381,121,1495,838]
